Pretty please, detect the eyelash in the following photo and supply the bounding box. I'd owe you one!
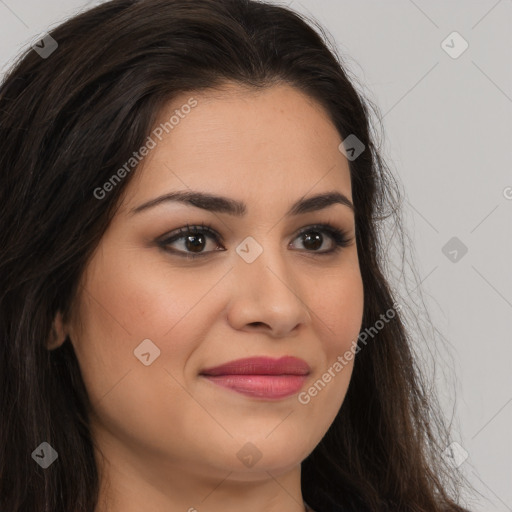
[158,222,353,260]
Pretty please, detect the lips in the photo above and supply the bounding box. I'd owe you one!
[200,356,310,376]
[200,356,310,399]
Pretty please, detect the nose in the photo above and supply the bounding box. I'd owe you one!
[226,237,312,338]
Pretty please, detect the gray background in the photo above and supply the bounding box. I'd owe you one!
[1,1,511,510]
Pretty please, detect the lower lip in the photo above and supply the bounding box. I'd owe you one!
[201,374,308,399]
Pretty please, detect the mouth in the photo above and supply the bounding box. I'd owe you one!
[199,356,310,399]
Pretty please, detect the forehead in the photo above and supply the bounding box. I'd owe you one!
[120,83,352,213]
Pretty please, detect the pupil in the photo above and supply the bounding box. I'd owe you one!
[304,232,322,250]
[186,234,205,252]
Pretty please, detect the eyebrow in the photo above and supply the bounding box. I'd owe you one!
[130,190,354,217]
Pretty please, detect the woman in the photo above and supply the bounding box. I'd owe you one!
[0,0,472,511]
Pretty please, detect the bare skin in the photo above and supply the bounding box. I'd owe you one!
[50,83,364,512]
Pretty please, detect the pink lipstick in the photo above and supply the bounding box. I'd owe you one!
[199,356,310,399]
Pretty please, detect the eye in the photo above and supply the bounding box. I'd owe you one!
[157,222,222,259]
[289,223,352,255]
[157,222,353,259]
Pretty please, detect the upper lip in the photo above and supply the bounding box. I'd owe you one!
[200,356,311,376]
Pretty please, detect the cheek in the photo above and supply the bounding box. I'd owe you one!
[296,269,363,425]
[69,250,227,403]
[69,260,216,458]
[75,252,209,345]
[309,265,365,353]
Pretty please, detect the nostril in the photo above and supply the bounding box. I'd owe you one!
[249,322,266,328]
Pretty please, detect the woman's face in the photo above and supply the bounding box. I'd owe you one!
[64,83,364,500]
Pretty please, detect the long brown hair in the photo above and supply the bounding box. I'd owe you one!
[0,0,471,510]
